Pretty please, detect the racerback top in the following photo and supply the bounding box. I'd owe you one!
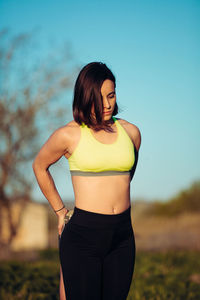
[68,116,135,176]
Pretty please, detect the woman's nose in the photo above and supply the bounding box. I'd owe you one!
[103,98,111,109]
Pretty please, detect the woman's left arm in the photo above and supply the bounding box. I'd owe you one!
[32,126,71,235]
[130,124,141,152]
[126,123,142,181]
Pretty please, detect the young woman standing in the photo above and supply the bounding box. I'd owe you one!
[33,62,141,299]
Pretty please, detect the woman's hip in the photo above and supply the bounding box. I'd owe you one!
[59,205,134,259]
[68,205,132,229]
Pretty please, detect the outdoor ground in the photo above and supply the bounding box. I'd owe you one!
[0,201,200,299]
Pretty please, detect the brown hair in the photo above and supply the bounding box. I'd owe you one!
[72,62,118,131]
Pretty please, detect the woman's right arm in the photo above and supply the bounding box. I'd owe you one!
[32,126,70,234]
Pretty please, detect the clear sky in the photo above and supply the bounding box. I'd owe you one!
[1,0,200,202]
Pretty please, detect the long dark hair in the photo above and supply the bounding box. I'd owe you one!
[72,62,118,131]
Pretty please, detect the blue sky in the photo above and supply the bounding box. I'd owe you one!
[1,0,200,202]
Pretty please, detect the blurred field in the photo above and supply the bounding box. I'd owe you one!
[131,181,200,251]
[132,201,200,251]
[128,250,200,300]
[0,181,199,299]
[0,249,200,299]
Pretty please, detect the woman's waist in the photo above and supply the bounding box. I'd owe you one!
[74,196,131,215]
[71,174,131,214]
[73,184,130,210]
[69,204,132,229]
[71,174,130,194]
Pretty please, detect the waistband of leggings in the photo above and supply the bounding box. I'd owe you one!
[70,205,132,229]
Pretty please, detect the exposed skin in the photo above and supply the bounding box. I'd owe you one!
[59,266,66,300]
[32,79,141,300]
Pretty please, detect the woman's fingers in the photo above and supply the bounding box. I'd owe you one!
[58,218,65,236]
[58,224,64,236]
[56,207,68,235]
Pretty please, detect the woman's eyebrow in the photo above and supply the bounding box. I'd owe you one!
[107,91,115,96]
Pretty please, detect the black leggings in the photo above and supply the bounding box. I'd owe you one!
[59,205,136,300]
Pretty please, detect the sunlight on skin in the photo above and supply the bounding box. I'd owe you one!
[60,266,66,300]
[59,80,116,299]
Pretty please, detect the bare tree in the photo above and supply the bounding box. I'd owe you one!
[0,29,75,249]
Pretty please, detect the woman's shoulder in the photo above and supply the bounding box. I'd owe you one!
[51,120,80,142]
[115,117,141,135]
[64,120,80,130]
[56,120,80,132]
[115,117,141,151]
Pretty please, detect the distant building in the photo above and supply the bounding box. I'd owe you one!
[1,202,48,251]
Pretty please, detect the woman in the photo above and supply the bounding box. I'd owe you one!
[32,62,141,300]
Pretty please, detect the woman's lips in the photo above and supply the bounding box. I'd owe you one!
[103,111,111,114]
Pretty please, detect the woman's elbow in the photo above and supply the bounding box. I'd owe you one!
[32,158,38,175]
[32,156,42,174]
[32,156,49,175]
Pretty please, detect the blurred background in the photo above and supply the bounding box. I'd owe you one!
[0,0,200,299]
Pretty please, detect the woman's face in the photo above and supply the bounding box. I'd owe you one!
[91,79,116,121]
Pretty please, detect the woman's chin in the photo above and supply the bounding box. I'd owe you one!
[103,114,112,120]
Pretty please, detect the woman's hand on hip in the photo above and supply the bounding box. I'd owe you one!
[56,208,69,236]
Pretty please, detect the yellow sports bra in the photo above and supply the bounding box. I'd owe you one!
[68,116,135,176]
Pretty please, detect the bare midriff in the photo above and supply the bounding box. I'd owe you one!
[71,174,131,215]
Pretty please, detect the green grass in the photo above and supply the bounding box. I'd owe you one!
[0,250,200,299]
[128,250,200,300]
[0,249,60,300]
